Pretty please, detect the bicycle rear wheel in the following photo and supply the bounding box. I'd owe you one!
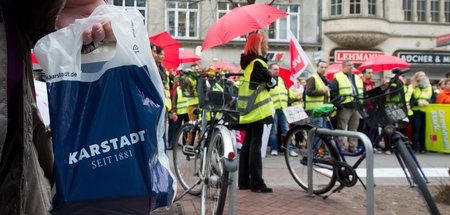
[394,137,440,215]
[284,125,339,194]
[173,123,202,195]
[202,129,229,215]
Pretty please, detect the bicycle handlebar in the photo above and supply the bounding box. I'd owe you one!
[392,67,410,76]
[221,72,244,78]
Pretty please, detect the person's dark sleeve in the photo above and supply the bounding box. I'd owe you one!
[14,0,65,46]
[172,89,178,113]
[330,78,339,102]
[249,61,276,90]
[429,91,436,104]
[305,77,326,97]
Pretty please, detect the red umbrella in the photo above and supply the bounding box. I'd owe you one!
[201,4,288,51]
[358,55,409,72]
[326,63,359,82]
[149,31,180,70]
[32,52,39,64]
[210,61,238,72]
[179,50,202,64]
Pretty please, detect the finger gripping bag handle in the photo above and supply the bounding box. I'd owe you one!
[34,5,175,215]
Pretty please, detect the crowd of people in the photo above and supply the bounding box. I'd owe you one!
[150,33,450,194]
[2,0,448,212]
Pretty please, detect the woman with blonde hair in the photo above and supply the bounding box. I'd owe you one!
[409,71,433,153]
[238,33,277,193]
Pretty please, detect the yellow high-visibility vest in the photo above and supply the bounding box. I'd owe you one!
[334,72,364,104]
[164,70,172,111]
[206,83,224,121]
[175,87,188,115]
[270,76,288,109]
[405,84,414,116]
[411,84,432,112]
[237,58,274,124]
[288,88,302,106]
[304,73,329,110]
[185,76,199,106]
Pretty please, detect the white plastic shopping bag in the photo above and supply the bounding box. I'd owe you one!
[34,5,176,214]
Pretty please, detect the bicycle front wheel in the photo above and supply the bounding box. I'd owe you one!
[394,138,440,215]
[173,123,202,195]
[202,129,229,215]
[284,125,339,194]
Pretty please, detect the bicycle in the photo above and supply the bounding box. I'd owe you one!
[172,72,242,215]
[283,68,440,215]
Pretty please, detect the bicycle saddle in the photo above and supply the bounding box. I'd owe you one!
[312,103,335,118]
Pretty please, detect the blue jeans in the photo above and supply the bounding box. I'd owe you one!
[312,117,325,152]
[269,109,291,151]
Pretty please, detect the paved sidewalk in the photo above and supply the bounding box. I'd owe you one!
[152,168,366,215]
[152,152,448,214]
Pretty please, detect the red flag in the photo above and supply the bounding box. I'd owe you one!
[278,67,294,89]
[289,30,310,80]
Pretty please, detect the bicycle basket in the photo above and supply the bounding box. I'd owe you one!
[179,75,197,98]
[354,79,407,128]
[196,76,266,124]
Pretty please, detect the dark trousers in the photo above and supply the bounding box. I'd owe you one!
[238,123,265,188]
[411,110,426,152]
[168,114,189,148]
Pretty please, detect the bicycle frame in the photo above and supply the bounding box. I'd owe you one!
[321,115,429,186]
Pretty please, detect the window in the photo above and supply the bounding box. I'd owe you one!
[166,1,199,39]
[113,0,147,21]
[431,0,440,22]
[268,5,299,41]
[350,0,361,14]
[217,2,245,40]
[403,0,412,21]
[217,2,241,19]
[331,0,343,16]
[417,0,426,22]
[445,0,450,22]
[368,0,376,16]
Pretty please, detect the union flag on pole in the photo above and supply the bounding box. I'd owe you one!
[289,30,310,79]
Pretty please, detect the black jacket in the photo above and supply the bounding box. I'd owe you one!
[240,53,275,90]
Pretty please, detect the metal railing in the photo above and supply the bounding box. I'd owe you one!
[306,128,374,215]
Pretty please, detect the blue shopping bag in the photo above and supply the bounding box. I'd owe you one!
[34,5,176,215]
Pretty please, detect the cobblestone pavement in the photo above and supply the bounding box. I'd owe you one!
[152,168,366,215]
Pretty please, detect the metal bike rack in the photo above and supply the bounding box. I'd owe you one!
[228,142,237,215]
[307,128,374,215]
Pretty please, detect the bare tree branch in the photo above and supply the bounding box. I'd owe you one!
[267,0,276,5]
[227,0,238,8]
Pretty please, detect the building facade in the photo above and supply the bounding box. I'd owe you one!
[108,0,321,75]
[321,0,450,81]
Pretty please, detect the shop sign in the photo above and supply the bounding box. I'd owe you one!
[437,34,450,47]
[397,52,450,64]
[334,50,384,63]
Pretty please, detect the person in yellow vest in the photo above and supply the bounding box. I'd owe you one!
[186,64,200,123]
[238,34,277,193]
[305,60,330,123]
[410,71,433,154]
[170,81,190,148]
[268,63,298,157]
[330,59,364,153]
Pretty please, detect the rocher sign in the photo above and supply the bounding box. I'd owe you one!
[397,52,450,64]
